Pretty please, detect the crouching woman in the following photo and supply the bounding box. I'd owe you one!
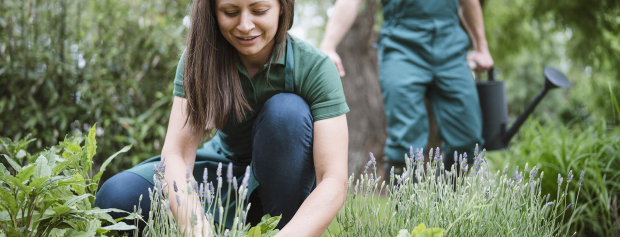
[95,0,349,236]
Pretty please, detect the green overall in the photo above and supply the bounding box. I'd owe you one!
[125,37,349,227]
[378,0,484,163]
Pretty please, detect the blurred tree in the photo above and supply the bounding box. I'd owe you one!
[0,0,190,179]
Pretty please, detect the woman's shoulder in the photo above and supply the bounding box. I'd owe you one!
[290,36,331,63]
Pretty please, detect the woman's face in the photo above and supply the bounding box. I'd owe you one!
[216,0,282,60]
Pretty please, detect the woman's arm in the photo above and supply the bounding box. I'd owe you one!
[161,96,210,236]
[277,114,349,237]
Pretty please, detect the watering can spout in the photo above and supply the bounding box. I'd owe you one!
[501,67,571,143]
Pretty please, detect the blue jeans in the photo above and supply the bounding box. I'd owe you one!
[96,93,316,230]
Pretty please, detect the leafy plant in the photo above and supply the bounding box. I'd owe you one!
[0,125,135,236]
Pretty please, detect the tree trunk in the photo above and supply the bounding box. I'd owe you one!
[336,0,385,177]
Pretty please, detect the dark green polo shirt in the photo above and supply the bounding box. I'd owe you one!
[173,36,349,122]
[172,36,349,159]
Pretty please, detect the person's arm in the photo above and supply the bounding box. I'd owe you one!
[276,114,349,237]
[161,96,211,236]
[319,0,364,77]
[459,0,494,72]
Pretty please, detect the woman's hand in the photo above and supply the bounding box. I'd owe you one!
[321,49,346,77]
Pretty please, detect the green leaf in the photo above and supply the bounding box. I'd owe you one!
[53,206,72,216]
[257,215,281,234]
[411,223,427,236]
[93,144,132,184]
[262,229,279,237]
[71,175,86,196]
[35,156,51,178]
[64,229,97,237]
[426,228,444,237]
[8,176,33,195]
[247,226,262,237]
[86,124,98,162]
[0,163,9,179]
[4,154,22,173]
[16,164,36,182]
[100,222,137,231]
[65,194,92,207]
[0,210,10,222]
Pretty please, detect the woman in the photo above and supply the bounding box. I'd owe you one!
[95,0,349,235]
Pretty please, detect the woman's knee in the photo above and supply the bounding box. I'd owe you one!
[95,172,152,219]
[257,93,313,129]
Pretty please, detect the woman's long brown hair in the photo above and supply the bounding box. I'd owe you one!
[183,0,295,135]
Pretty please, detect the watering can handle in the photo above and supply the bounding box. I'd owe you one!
[468,61,495,81]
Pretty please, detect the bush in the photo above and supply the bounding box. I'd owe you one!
[0,0,190,178]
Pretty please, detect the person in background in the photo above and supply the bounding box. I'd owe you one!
[320,0,494,172]
[96,0,349,236]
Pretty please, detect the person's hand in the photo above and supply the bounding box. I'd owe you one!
[321,49,346,77]
[466,50,494,73]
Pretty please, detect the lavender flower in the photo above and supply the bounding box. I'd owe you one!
[216,163,222,177]
[567,170,574,183]
[557,174,563,186]
[485,189,490,200]
[176,193,181,207]
[415,148,424,166]
[454,151,458,164]
[233,176,238,190]
[579,170,585,186]
[242,166,250,189]
[154,157,166,180]
[226,162,233,183]
[224,229,229,235]
[186,165,191,183]
[203,167,208,183]
[529,166,539,180]
[474,144,479,158]
[503,164,509,175]
[434,147,441,162]
[566,203,574,209]
[173,180,178,192]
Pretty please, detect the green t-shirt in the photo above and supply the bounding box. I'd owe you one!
[173,36,349,159]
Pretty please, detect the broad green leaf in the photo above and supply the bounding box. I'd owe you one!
[65,140,82,154]
[247,226,261,237]
[53,206,72,216]
[29,177,49,190]
[425,228,444,237]
[4,154,22,173]
[65,229,96,237]
[71,175,86,196]
[411,223,427,236]
[35,156,51,178]
[8,176,33,194]
[0,210,10,222]
[0,163,9,178]
[96,227,111,235]
[15,150,26,159]
[258,215,281,234]
[65,194,92,207]
[100,222,137,231]
[262,229,279,237]
[16,164,36,182]
[396,229,411,237]
[93,144,132,184]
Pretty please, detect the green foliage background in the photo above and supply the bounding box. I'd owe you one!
[0,0,190,178]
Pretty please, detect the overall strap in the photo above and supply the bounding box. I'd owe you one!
[284,36,295,93]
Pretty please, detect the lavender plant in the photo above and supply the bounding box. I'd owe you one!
[134,159,281,237]
[336,145,583,236]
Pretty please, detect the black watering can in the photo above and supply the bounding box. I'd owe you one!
[476,67,570,150]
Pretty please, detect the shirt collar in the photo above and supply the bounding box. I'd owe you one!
[236,42,286,74]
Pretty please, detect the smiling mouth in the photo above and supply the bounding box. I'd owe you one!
[238,36,259,40]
